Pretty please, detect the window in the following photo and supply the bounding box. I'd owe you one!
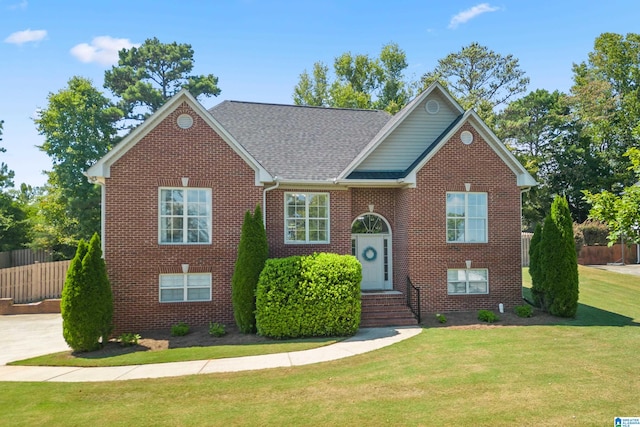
[285,192,329,243]
[159,273,212,302]
[160,188,211,244]
[447,269,489,295]
[446,192,487,243]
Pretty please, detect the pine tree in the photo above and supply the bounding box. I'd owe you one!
[231,205,269,333]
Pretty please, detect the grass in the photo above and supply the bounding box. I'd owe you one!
[2,265,639,426]
[10,338,340,367]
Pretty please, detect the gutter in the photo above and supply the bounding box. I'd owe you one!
[262,177,280,226]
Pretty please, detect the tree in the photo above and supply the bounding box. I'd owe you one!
[495,90,569,227]
[584,148,640,246]
[535,197,579,317]
[61,233,112,352]
[293,43,413,113]
[0,120,15,189]
[34,77,120,248]
[570,33,640,191]
[231,205,269,333]
[421,42,529,122]
[0,121,31,251]
[104,37,221,121]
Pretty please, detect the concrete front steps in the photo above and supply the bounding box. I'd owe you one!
[360,291,419,327]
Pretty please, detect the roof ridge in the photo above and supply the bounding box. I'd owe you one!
[209,100,389,114]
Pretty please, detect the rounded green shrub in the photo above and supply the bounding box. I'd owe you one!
[256,253,362,338]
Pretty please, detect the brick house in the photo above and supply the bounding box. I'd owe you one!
[87,83,535,332]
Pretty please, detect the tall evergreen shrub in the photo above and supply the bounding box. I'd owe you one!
[231,205,269,333]
[548,196,579,317]
[61,233,113,352]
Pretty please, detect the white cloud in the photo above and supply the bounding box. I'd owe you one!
[448,3,500,29]
[4,28,46,45]
[70,36,139,66]
[8,0,28,10]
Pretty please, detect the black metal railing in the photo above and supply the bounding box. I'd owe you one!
[406,276,421,323]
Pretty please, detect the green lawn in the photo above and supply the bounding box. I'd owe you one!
[2,265,639,426]
[11,338,340,367]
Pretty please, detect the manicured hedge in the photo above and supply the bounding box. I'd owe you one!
[255,253,362,338]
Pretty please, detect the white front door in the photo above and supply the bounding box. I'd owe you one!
[356,235,385,290]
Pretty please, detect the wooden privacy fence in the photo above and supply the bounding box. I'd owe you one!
[521,232,533,267]
[0,248,52,269]
[0,260,70,304]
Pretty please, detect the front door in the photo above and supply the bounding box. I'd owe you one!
[355,235,386,290]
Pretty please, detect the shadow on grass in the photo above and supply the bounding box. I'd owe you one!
[522,287,639,327]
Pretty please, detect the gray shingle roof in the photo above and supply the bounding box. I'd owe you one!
[208,101,391,181]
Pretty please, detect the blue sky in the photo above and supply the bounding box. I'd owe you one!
[1,0,639,188]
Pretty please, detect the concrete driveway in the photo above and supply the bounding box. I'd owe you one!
[588,264,640,277]
[0,313,69,365]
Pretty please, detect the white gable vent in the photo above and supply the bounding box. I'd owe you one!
[425,99,440,114]
[177,114,194,129]
[460,130,474,145]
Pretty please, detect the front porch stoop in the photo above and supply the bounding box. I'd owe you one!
[360,291,418,328]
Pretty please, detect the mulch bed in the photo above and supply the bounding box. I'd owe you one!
[78,309,558,358]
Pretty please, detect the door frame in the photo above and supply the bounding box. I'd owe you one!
[351,213,392,291]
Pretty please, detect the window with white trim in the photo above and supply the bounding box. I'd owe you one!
[159,273,212,302]
[159,188,211,244]
[285,192,329,243]
[447,269,489,295]
[446,192,487,243]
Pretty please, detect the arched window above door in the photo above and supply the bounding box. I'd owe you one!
[351,214,390,234]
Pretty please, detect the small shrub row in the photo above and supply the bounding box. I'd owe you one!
[209,322,227,337]
[117,333,141,347]
[514,304,533,318]
[477,309,499,323]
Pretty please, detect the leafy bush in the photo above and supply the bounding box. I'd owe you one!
[170,322,190,336]
[477,309,499,323]
[514,304,533,318]
[232,205,269,333]
[118,333,141,347]
[208,322,226,337]
[576,219,609,246]
[256,253,362,339]
[436,313,447,324]
[61,233,113,352]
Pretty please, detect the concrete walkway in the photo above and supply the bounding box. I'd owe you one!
[0,315,422,382]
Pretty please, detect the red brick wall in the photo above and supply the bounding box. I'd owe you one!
[266,189,351,258]
[105,106,524,332]
[104,103,262,333]
[407,124,523,314]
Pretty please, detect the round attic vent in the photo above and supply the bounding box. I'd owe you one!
[460,130,474,145]
[177,114,194,129]
[425,99,440,114]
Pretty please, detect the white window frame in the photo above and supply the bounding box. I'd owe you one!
[284,192,330,244]
[446,192,488,243]
[159,188,212,245]
[447,269,489,295]
[159,273,212,302]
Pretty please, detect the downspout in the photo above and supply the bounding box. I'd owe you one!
[520,187,532,304]
[85,173,106,255]
[262,177,280,227]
